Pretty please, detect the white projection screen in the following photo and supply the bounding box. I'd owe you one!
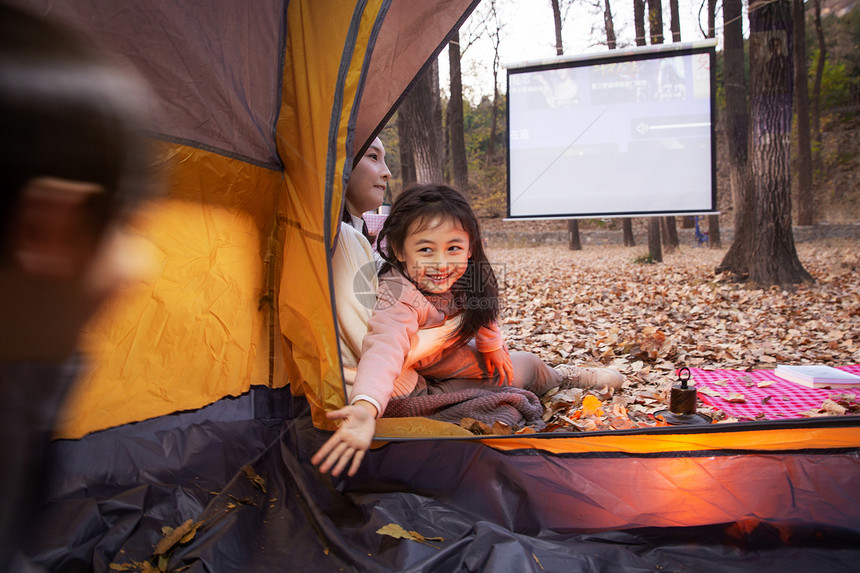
[506,41,717,219]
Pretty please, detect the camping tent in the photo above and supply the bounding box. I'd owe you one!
[11,1,860,571]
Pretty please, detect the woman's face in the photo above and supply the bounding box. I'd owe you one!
[345,137,391,216]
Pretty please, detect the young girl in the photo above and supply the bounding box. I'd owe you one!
[313,184,623,477]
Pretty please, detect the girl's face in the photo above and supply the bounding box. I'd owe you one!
[345,137,391,216]
[396,217,471,294]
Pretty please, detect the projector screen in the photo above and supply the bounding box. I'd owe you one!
[506,42,716,219]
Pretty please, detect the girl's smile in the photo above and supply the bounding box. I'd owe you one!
[396,217,470,294]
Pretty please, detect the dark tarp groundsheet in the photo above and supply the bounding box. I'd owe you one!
[22,386,860,572]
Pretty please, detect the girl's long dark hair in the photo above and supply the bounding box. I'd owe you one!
[377,184,499,348]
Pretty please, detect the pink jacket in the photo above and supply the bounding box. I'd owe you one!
[351,270,504,415]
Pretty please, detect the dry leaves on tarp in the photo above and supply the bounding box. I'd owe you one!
[376,523,444,549]
[241,465,267,493]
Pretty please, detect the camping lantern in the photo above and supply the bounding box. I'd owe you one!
[657,367,712,425]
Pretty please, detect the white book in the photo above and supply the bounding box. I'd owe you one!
[774,365,860,389]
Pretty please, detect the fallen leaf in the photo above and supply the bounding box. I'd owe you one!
[241,465,267,493]
[376,524,443,549]
[822,399,847,415]
[726,392,747,403]
[580,395,604,417]
[154,519,197,556]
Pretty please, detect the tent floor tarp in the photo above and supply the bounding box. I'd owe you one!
[23,386,860,572]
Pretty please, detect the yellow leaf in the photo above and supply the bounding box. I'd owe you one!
[580,395,604,416]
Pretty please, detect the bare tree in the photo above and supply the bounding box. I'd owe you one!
[721,0,811,285]
[705,0,721,247]
[669,0,681,42]
[647,0,665,44]
[550,0,583,250]
[634,0,647,47]
[717,0,754,273]
[397,112,416,187]
[794,0,814,226]
[811,0,826,170]
[399,60,444,183]
[447,29,468,191]
[603,0,618,50]
[485,0,505,166]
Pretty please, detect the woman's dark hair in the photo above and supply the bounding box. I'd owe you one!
[377,184,499,347]
[0,3,154,254]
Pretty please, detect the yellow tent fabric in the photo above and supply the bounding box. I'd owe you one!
[52,0,479,438]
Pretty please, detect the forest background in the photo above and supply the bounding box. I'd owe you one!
[370,0,859,429]
[377,0,859,237]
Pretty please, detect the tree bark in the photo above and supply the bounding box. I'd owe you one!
[397,111,415,188]
[400,60,444,183]
[634,0,647,47]
[706,0,721,248]
[622,219,635,246]
[669,0,681,42]
[648,218,663,262]
[744,0,811,285]
[552,0,564,55]
[793,0,814,226]
[717,0,754,273]
[647,0,664,45]
[486,0,503,166]
[662,217,679,252]
[447,30,468,191]
[604,0,617,49]
[811,0,826,171]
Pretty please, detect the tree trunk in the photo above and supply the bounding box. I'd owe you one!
[811,0,826,170]
[793,0,814,226]
[634,0,647,47]
[707,0,716,39]
[447,30,468,191]
[604,0,617,49]
[645,0,667,259]
[662,217,678,252]
[400,60,444,183]
[745,0,811,285]
[708,214,721,247]
[605,0,628,243]
[706,0,721,248]
[669,0,681,42]
[622,219,635,246]
[568,220,582,250]
[648,218,662,262]
[647,0,664,45]
[717,0,754,274]
[487,73,499,165]
[397,111,415,188]
[552,0,582,251]
[552,0,564,55]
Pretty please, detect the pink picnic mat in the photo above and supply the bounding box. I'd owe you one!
[689,365,860,420]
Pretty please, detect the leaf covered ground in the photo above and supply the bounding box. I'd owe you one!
[481,238,860,433]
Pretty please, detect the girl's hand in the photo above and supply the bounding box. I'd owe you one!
[311,402,377,477]
[483,347,513,386]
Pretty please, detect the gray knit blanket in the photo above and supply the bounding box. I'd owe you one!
[383,387,545,430]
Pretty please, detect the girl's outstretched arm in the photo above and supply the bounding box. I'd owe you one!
[311,400,378,477]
